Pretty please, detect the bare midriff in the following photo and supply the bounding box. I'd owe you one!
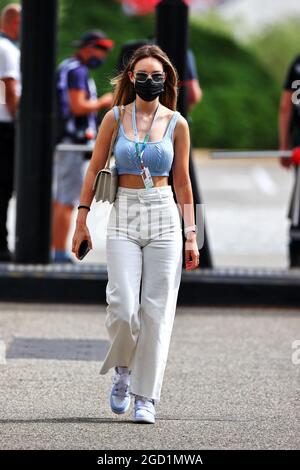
[118,174,169,189]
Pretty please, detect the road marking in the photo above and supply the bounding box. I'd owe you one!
[251,165,277,195]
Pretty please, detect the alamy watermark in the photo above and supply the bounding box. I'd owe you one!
[0,79,6,105]
[292,339,300,365]
[105,195,206,249]
[0,340,6,364]
[291,80,300,106]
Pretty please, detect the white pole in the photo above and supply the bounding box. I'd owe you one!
[211,150,292,159]
[56,143,94,152]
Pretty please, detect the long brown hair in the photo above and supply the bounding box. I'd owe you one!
[110,44,178,110]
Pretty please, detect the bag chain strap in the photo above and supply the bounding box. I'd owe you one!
[104,105,124,170]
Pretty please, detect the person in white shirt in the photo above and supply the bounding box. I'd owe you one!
[0,3,21,262]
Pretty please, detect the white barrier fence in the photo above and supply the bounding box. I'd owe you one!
[211,150,292,159]
[56,143,95,152]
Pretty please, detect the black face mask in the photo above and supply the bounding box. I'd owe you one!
[134,78,164,102]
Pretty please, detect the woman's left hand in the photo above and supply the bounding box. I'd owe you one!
[185,235,200,270]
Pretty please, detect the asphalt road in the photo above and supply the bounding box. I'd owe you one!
[0,302,299,450]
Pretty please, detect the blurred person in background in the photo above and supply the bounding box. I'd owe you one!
[279,54,300,267]
[183,48,202,113]
[0,3,21,262]
[52,30,114,263]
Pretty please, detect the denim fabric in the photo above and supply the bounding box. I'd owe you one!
[99,185,183,402]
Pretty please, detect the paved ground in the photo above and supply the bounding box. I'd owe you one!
[0,302,299,450]
[6,151,294,269]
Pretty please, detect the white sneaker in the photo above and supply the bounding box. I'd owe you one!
[133,395,156,424]
[110,367,131,415]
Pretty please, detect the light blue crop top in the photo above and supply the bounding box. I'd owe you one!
[112,105,181,176]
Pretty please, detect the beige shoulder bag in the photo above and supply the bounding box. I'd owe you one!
[92,105,124,203]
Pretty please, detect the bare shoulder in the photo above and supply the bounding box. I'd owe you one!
[99,108,118,132]
[162,105,188,128]
[160,104,175,120]
[176,114,188,127]
[104,107,117,123]
[174,114,189,137]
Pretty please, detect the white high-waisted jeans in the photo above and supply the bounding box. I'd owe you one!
[99,184,183,402]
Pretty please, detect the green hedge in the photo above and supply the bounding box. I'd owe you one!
[248,17,300,85]
[188,25,280,149]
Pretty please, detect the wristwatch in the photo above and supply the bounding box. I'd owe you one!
[184,224,198,238]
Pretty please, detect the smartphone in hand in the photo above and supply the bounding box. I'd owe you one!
[78,239,91,260]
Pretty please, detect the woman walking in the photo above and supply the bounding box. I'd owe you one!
[72,45,200,424]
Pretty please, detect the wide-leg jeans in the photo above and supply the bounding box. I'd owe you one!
[99,184,183,402]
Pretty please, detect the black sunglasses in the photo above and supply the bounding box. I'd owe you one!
[133,71,165,83]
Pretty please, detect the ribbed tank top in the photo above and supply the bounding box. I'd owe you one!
[112,105,181,176]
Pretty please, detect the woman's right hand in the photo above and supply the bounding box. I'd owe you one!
[279,145,292,169]
[72,222,93,260]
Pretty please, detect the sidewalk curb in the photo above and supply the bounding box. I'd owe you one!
[0,263,300,307]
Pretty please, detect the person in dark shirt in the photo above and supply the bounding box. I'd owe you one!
[52,30,114,263]
[185,49,202,112]
[279,54,300,267]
